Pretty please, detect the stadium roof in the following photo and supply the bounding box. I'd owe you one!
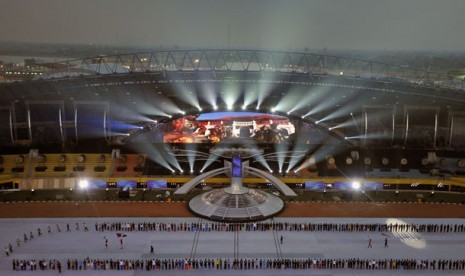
[0,49,464,149]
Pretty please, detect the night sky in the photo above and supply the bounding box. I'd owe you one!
[1,0,465,51]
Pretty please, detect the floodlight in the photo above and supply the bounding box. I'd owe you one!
[351,181,361,190]
[78,180,89,189]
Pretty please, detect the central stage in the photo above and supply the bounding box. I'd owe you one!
[189,187,284,221]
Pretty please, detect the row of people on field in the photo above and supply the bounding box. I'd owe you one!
[12,259,62,272]
[92,221,465,233]
[12,258,465,271]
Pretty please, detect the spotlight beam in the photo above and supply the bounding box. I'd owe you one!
[198,83,218,110]
[173,83,201,111]
[286,144,314,173]
[130,141,173,171]
[163,145,182,172]
[243,83,259,108]
[220,82,241,111]
[200,153,222,172]
[256,82,274,110]
[300,85,336,117]
[273,144,289,173]
[185,144,198,173]
[350,113,361,135]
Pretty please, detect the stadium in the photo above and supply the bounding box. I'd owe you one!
[1,49,465,192]
[1,48,465,275]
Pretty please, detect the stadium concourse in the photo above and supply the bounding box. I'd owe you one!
[2,202,465,275]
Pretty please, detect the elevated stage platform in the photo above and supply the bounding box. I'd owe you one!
[177,154,295,222]
[189,187,284,221]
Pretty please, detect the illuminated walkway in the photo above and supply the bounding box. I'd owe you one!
[1,217,465,275]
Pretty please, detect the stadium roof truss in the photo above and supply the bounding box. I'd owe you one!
[20,49,458,88]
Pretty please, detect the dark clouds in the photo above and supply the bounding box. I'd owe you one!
[1,0,464,50]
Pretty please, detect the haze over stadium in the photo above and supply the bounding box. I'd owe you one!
[1,0,465,51]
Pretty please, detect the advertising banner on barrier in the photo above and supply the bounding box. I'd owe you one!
[147,180,167,189]
[117,180,137,191]
[304,181,325,190]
